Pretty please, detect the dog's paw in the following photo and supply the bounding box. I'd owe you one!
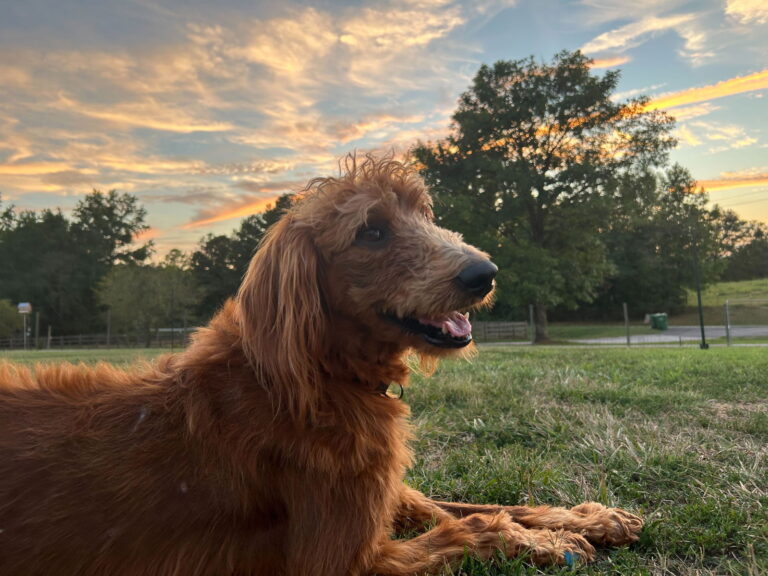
[570,502,644,547]
[529,529,596,566]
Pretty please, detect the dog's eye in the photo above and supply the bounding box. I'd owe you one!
[355,225,387,247]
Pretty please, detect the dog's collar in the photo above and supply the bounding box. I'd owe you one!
[375,382,404,400]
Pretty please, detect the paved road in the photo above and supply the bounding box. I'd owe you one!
[572,325,768,345]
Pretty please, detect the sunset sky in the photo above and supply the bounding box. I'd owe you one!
[1,0,766,254]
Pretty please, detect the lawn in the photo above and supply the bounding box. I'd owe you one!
[406,346,767,575]
[686,278,768,307]
[3,346,767,575]
[0,348,166,365]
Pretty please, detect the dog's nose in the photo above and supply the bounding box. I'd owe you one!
[456,260,498,297]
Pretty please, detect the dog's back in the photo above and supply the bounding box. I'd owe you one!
[0,357,285,576]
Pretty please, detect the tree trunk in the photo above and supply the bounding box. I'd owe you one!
[534,303,550,343]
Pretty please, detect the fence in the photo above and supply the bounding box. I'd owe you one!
[0,330,194,350]
[553,300,768,346]
[472,321,529,342]
[2,304,766,350]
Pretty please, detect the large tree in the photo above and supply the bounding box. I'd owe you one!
[72,189,153,268]
[413,50,676,341]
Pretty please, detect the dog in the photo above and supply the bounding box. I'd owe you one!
[0,155,642,575]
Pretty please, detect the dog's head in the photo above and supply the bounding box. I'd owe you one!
[236,154,496,412]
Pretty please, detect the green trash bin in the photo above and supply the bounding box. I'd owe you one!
[650,313,668,331]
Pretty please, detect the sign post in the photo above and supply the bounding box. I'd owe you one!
[17,302,32,350]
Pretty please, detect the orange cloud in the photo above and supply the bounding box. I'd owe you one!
[644,69,768,111]
[699,174,768,192]
[0,162,72,175]
[134,227,161,242]
[55,95,234,133]
[181,197,278,230]
[590,56,631,68]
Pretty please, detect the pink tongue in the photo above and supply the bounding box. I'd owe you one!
[418,311,472,338]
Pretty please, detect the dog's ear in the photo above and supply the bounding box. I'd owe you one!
[236,217,328,420]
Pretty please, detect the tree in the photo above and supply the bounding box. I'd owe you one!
[0,190,152,334]
[0,299,22,339]
[723,223,768,281]
[0,208,92,332]
[589,165,723,317]
[413,50,676,341]
[72,189,153,267]
[98,259,197,347]
[190,194,293,319]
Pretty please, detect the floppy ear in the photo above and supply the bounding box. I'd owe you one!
[236,216,328,420]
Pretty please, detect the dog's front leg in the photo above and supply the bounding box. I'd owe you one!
[392,484,453,532]
[369,511,595,575]
[431,500,643,547]
[282,476,390,576]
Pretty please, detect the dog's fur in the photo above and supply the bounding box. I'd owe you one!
[0,156,642,575]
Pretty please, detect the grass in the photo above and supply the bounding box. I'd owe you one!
[686,278,768,307]
[0,348,166,365]
[406,347,767,575]
[3,346,767,575]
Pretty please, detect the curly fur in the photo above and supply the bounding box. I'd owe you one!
[0,154,642,575]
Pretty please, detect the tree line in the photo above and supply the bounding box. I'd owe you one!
[1,50,766,343]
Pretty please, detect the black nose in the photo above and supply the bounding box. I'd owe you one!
[456,260,498,297]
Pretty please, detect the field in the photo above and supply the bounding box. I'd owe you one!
[686,278,768,307]
[3,346,767,575]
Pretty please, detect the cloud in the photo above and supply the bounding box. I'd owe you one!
[54,95,234,134]
[134,227,161,242]
[237,9,338,78]
[232,179,305,194]
[141,186,234,206]
[676,120,757,153]
[676,125,702,147]
[581,14,696,54]
[612,83,666,101]
[578,0,689,25]
[40,170,98,187]
[665,102,720,121]
[699,174,768,191]
[644,69,768,111]
[197,160,295,177]
[590,56,631,68]
[182,196,281,229]
[726,0,768,24]
[0,162,74,176]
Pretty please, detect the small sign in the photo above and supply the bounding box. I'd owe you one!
[17,302,32,314]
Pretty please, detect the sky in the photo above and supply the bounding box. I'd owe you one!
[0,0,766,255]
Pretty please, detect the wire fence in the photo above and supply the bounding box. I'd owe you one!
[0,329,194,351]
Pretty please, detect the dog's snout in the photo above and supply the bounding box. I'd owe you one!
[456,260,498,297]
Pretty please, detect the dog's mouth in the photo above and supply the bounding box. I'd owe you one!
[383,311,473,349]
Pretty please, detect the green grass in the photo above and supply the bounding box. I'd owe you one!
[0,348,166,365]
[687,278,768,307]
[405,347,768,575]
[3,346,767,574]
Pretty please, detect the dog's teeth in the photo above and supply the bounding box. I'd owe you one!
[463,312,469,319]
[441,325,448,334]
